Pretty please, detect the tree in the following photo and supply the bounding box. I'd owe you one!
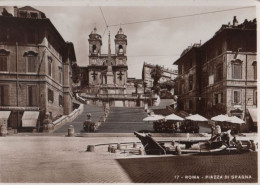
[150,65,163,94]
[71,63,81,83]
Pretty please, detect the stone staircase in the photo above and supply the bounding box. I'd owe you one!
[97,107,153,133]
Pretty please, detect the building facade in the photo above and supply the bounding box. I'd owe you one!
[80,28,156,107]
[142,62,178,89]
[0,6,77,132]
[174,17,257,131]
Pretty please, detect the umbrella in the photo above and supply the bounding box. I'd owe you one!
[185,114,208,122]
[165,113,184,121]
[211,114,230,122]
[228,116,245,124]
[143,115,165,121]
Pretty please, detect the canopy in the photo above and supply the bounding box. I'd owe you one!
[165,113,184,121]
[228,116,245,124]
[185,114,208,122]
[22,111,39,127]
[143,115,165,121]
[211,114,230,122]
[248,108,257,123]
[0,111,11,119]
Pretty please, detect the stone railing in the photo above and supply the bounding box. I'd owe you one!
[53,104,84,130]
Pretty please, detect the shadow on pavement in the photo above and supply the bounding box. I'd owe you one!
[116,152,257,183]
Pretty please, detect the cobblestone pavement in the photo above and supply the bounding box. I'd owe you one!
[0,135,257,183]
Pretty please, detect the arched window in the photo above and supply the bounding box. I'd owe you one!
[92,45,97,53]
[118,45,123,54]
[231,59,242,79]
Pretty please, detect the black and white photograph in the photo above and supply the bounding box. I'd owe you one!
[0,0,258,183]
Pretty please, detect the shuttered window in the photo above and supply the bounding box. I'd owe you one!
[58,66,62,84]
[48,89,54,103]
[28,86,37,106]
[0,56,8,71]
[232,63,242,79]
[59,95,63,107]
[27,56,37,73]
[0,85,9,106]
[253,61,257,80]
[189,75,193,91]
[48,56,52,77]
[233,90,241,104]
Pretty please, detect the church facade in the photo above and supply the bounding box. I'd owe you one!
[80,28,156,107]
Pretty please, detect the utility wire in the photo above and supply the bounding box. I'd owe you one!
[108,6,254,27]
[99,7,109,28]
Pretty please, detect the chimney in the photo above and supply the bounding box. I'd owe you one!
[233,16,238,26]
[14,6,18,17]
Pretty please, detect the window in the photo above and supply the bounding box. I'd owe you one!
[48,89,54,103]
[253,90,257,105]
[28,86,37,106]
[48,56,52,76]
[181,83,185,94]
[27,56,37,73]
[0,85,9,106]
[216,64,223,82]
[214,92,223,105]
[119,45,123,54]
[188,75,193,91]
[59,95,63,107]
[232,60,242,79]
[189,100,193,110]
[253,61,257,80]
[30,12,38,18]
[58,66,62,84]
[190,58,193,68]
[92,45,97,53]
[0,56,8,72]
[209,74,214,85]
[19,11,27,18]
[233,90,241,104]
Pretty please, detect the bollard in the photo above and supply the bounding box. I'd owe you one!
[171,140,175,146]
[111,146,115,153]
[138,147,143,155]
[108,145,112,152]
[68,125,74,137]
[117,143,121,150]
[133,142,137,148]
[176,146,182,155]
[87,145,95,152]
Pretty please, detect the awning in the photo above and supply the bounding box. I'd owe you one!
[248,108,257,123]
[211,114,230,122]
[185,114,208,122]
[228,116,245,124]
[22,111,39,127]
[165,113,184,121]
[0,111,11,119]
[143,115,165,121]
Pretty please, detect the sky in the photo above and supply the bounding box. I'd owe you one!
[0,0,257,78]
